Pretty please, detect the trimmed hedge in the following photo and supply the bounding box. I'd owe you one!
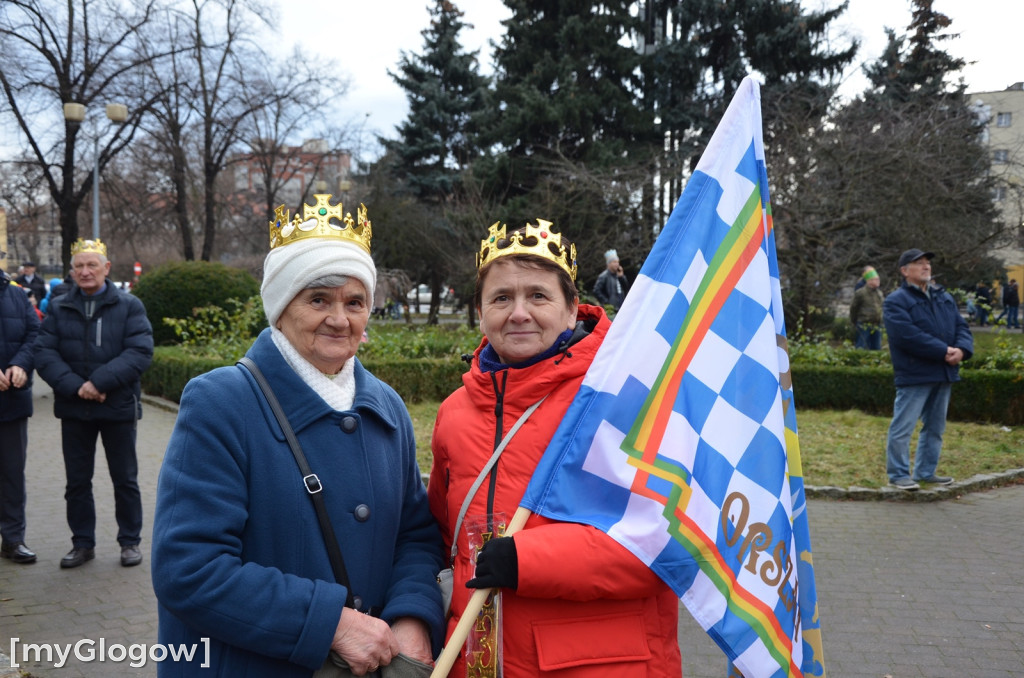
[360,359,469,403]
[141,346,234,403]
[143,348,469,405]
[132,261,261,346]
[791,365,1024,424]
[145,348,1024,424]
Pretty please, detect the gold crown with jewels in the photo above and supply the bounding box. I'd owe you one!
[268,194,371,253]
[71,238,107,257]
[477,220,577,281]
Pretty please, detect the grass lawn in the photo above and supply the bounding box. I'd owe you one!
[407,401,1024,490]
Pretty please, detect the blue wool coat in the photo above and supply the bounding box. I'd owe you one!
[883,281,974,387]
[151,330,444,677]
[0,275,40,422]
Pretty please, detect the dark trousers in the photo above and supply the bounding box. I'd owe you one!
[0,419,29,543]
[854,323,882,350]
[61,418,142,548]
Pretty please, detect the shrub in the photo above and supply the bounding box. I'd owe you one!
[132,261,261,345]
[141,345,231,403]
[791,365,1024,424]
[360,323,481,360]
[360,358,468,403]
[164,296,266,361]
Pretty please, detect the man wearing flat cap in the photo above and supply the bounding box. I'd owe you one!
[882,248,973,491]
[14,261,46,307]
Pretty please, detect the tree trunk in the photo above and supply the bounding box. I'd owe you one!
[171,151,194,260]
[200,172,216,261]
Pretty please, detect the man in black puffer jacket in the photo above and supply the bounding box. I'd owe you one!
[34,239,153,569]
[0,265,41,564]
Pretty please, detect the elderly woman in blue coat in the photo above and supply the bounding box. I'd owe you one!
[152,197,444,678]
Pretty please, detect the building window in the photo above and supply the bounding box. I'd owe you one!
[993,186,1007,201]
[993,149,1009,163]
[996,112,1012,127]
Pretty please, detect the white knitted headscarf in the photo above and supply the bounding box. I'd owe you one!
[260,228,377,328]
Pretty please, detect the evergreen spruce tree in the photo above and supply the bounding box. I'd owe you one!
[863,0,966,103]
[643,0,855,183]
[381,1,490,323]
[477,0,656,281]
[385,1,490,204]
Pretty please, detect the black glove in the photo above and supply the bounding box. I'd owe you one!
[466,536,518,590]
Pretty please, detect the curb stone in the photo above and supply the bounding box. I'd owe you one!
[804,467,1024,501]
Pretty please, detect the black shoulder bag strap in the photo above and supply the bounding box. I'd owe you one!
[237,357,355,608]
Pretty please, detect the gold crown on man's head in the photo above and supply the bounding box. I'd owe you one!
[268,194,371,253]
[71,238,107,257]
[477,220,577,281]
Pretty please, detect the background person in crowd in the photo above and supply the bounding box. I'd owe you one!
[25,291,44,322]
[853,264,874,291]
[152,197,444,677]
[997,279,1019,329]
[883,248,973,491]
[0,263,41,565]
[43,274,73,312]
[849,265,884,350]
[591,248,629,311]
[973,280,992,326]
[428,220,681,677]
[13,261,46,306]
[34,238,154,569]
[40,276,66,314]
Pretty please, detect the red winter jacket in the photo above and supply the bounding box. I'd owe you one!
[428,304,682,677]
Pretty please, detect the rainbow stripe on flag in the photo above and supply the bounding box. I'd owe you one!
[520,76,825,678]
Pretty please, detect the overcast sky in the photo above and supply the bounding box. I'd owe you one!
[1,1,1014,162]
[276,0,1020,146]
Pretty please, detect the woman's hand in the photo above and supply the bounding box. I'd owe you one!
[391,617,433,665]
[331,608,400,676]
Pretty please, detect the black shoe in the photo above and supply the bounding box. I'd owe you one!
[1,542,37,564]
[60,547,95,569]
[889,477,920,491]
[120,545,142,567]
[915,475,954,485]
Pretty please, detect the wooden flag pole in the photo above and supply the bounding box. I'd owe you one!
[429,506,533,678]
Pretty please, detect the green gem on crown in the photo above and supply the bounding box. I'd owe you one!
[319,208,328,216]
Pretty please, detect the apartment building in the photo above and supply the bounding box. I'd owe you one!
[231,139,352,210]
[970,82,1024,283]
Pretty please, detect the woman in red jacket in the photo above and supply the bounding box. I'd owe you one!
[428,220,681,677]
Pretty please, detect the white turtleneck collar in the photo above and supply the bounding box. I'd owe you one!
[271,327,356,412]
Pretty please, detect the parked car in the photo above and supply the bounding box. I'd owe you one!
[406,283,432,305]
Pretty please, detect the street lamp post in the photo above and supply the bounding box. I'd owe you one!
[62,102,128,241]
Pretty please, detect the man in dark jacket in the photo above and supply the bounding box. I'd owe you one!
[592,249,629,311]
[13,261,47,307]
[1001,279,1019,329]
[882,248,973,491]
[0,267,41,564]
[34,239,153,568]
